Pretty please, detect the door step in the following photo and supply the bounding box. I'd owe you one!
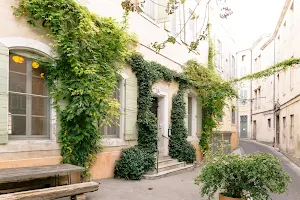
[143,165,194,180]
[147,162,185,175]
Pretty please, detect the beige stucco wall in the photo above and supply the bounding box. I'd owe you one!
[0,0,236,179]
[246,0,300,164]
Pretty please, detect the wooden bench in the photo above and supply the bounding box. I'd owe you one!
[0,181,99,200]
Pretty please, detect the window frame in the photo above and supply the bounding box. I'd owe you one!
[8,52,50,140]
[290,114,294,139]
[268,118,271,129]
[100,81,122,138]
[231,108,236,124]
[283,117,286,138]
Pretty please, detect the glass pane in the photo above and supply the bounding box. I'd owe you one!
[9,54,27,74]
[9,93,26,114]
[9,72,26,93]
[106,124,118,137]
[11,115,26,135]
[32,64,43,77]
[31,117,47,135]
[32,77,47,95]
[32,97,48,116]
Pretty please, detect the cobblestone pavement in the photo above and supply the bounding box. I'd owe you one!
[240,139,300,200]
[87,168,215,200]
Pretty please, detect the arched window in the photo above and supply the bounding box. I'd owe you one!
[8,52,50,139]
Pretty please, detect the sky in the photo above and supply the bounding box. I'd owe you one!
[223,0,286,50]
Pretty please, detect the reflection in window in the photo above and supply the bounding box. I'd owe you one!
[100,82,121,138]
[8,53,49,138]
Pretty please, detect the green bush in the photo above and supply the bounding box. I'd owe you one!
[196,152,291,199]
[179,142,196,164]
[169,87,196,164]
[114,146,155,180]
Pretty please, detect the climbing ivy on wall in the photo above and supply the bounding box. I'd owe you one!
[114,53,195,179]
[184,60,236,152]
[234,58,300,82]
[13,0,133,176]
[169,86,196,163]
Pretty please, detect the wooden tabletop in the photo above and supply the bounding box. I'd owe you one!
[0,164,84,184]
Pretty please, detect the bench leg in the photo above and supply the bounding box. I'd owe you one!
[75,194,86,200]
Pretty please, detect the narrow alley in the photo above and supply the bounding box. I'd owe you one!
[240,140,300,200]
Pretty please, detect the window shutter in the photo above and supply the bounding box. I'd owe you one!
[196,100,202,136]
[157,0,170,23]
[184,92,189,131]
[0,43,9,144]
[124,77,138,141]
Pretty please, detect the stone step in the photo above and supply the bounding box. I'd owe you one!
[147,162,185,175]
[143,165,194,180]
[158,156,172,161]
[158,158,178,166]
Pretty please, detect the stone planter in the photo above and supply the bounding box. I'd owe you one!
[219,193,245,200]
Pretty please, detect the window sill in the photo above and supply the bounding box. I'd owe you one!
[102,138,128,147]
[0,139,59,153]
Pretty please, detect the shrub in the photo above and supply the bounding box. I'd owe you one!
[195,152,291,199]
[179,142,196,164]
[114,146,155,180]
[169,87,196,164]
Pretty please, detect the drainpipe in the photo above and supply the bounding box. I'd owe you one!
[273,39,276,147]
[250,49,253,140]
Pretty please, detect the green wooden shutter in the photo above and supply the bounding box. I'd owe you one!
[157,0,170,23]
[196,99,202,137]
[184,92,189,131]
[0,43,9,144]
[124,77,138,141]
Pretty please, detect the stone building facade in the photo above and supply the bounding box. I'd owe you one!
[0,0,237,179]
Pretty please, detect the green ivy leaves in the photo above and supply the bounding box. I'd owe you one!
[14,0,133,176]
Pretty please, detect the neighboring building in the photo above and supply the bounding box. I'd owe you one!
[238,0,300,165]
[208,4,239,150]
[0,0,237,179]
[237,50,252,139]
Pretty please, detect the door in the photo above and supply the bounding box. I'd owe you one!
[276,115,280,147]
[150,97,164,155]
[240,116,248,138]
[253,120,257,140]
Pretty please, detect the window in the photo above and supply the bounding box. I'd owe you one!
[242,55,245,62]
[290,115,294,139]
[231,108,236,124]
[231,55,236,78]
[142,0,156,20]
[188,97,192,136]
[268,119,271,128]
[186,9,197,43]
[170,12,177,36]
[283,117,286,138]
[254,90,257,109]
[239,89,247,105]
[100,82,121,138]
[258,88,261,108]
[215,40,222,69]
[8,53,50,138]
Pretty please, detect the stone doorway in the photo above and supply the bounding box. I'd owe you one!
[150,94,168,156]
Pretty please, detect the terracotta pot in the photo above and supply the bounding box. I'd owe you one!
[219,193,245,200]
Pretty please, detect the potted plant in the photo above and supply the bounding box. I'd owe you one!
[195,152,291,200]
